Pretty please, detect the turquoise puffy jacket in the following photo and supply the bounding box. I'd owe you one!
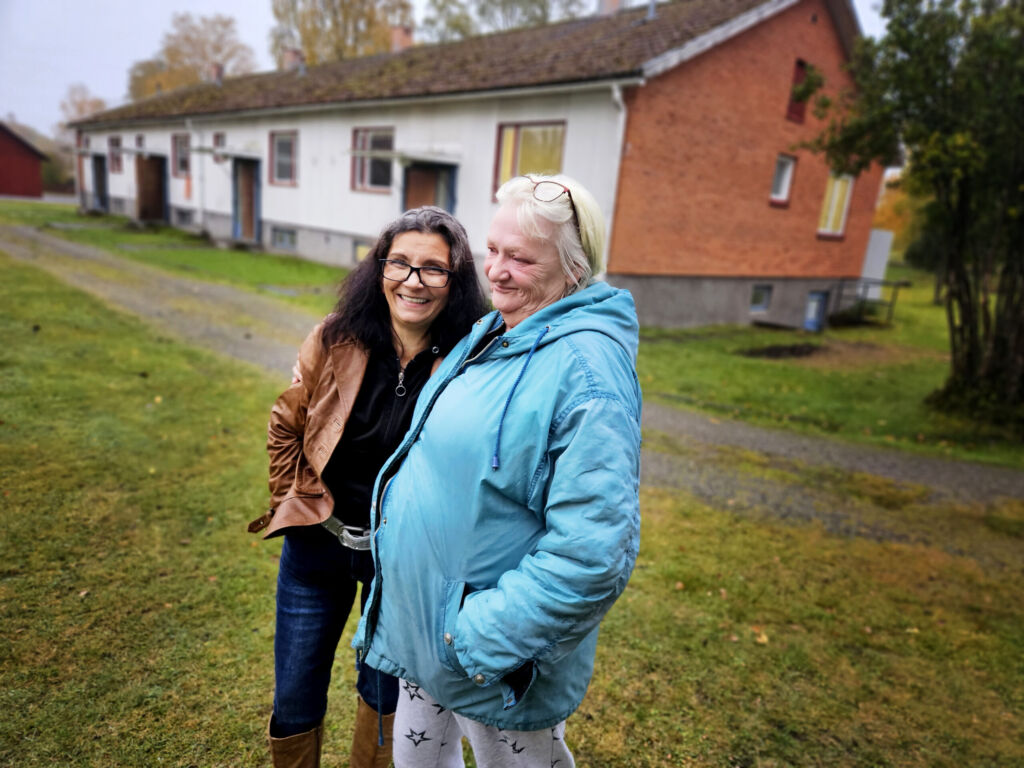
[352,282,642,730]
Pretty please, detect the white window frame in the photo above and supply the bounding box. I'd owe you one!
[271,226,297,251]
[770,154,796,205]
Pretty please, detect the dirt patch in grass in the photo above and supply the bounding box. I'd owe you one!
[737,342,823,359]
[793,338,949,370]
[736,339,949,370]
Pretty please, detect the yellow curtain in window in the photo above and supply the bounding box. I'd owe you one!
[498,126,518,185]
[518,125,563,176]
[818,174,852,234]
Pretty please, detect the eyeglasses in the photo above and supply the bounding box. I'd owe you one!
[528,178,582,244]
[379,259,454,288]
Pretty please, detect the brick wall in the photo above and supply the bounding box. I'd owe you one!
[608,0,883,279]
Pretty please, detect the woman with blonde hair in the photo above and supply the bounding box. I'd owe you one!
[354,175,642,767]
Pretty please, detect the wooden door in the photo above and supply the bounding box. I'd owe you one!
[405,166,439,209]
[235,160,257,241]
[403,164,456,212]
[136,156,167,221]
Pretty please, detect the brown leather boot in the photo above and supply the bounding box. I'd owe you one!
[268,717,323,768]
[349,696,394,768]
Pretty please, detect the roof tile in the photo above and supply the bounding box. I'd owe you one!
[77,0,773,126]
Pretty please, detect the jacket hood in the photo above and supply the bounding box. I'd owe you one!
[477,282,638,471]
[483,281,639,363]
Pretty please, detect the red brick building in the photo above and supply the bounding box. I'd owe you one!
[607,0,884,327]
[0,122,46,198]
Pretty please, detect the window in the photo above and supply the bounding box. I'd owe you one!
[750,284,773,312]
[352,128,393,191]
[354,241,372,262]
[818,173,855,238]
[213,132,226,163]
[172,134,190,177]
[108,136,123,174]
[770,154,796,206]
[495,121,565,191]
[271,226,297,251]
[135,134,145,149]
[270,131,298,185]
[785,59,809,123]
[82,136,90,149]
[173,207,194,227]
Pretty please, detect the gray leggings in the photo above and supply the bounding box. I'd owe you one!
[393,679,576,768]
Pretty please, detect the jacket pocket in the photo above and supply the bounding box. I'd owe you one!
[293,461,324,495]
[437,579,467,674]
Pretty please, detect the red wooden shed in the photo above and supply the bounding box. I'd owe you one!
[0,122,47,198]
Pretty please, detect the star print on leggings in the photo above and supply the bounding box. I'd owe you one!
[402,680,425,701]
[404,728,432,747]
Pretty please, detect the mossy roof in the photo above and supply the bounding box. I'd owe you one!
[75,0,852,128]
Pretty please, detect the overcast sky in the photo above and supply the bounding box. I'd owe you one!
[0,0,885,138]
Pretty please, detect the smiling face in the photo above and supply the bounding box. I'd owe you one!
[485,204,571,329]
[382,230,452,339]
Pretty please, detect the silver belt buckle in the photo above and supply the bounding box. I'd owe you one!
[322,517,371,550]
[341,526,371,551]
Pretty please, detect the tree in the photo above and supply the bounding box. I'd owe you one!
[420,0,583,43]
[59,84,107,124]
[270,0,414,67]
[128,13,256,101]
[54,83,107,143]
[806,0,1024,427]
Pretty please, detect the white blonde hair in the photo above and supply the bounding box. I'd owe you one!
[494,174,606,293]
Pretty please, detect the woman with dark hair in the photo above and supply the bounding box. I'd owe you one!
[248,206,488,768]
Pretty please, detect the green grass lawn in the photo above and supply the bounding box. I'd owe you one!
[0,200,341,315]
[637,262,1022,467]
[2,249,1022,766]
[2,201,1019,469]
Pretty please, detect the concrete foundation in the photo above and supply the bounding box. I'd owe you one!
[260,219,367,268]
[204,211,234,241]
[607,273,850,329]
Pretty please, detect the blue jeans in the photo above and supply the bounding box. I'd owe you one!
[271,524,398,737]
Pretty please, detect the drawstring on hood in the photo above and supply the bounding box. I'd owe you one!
[492,325,549,470]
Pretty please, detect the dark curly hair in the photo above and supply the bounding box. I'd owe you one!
[321,206,488,355]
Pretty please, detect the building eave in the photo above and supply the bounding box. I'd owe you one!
[72,76,646,132]
[642,0,861,78]
[643,0,802,79]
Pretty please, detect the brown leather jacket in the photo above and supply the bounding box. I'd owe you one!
[248,322,440,539]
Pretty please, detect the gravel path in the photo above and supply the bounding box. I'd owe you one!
[641,401,1024,503]
[4,224,1022,558]
[1,225,314,375]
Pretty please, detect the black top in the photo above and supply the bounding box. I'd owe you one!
[320,343,438,528]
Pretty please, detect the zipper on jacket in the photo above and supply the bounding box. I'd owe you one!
[361,324,493,650]
[460,335,502,371]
